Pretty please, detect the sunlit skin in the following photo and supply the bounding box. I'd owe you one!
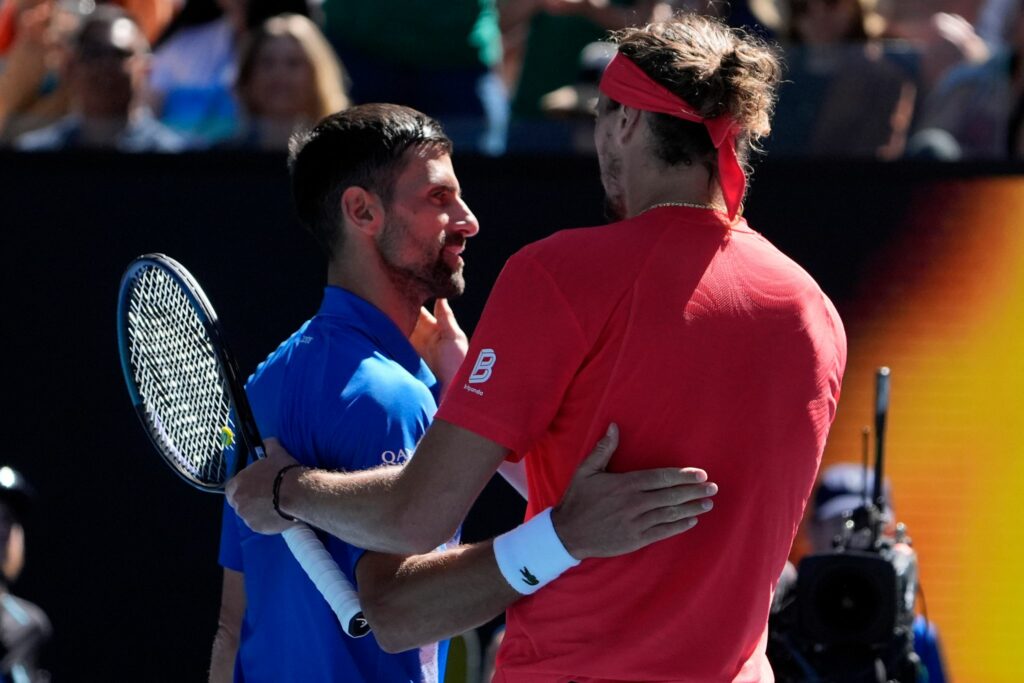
[375,151,480,304]
[593,95,628,221]
[591,92,721,220]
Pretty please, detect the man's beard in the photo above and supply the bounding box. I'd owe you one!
[376,215,465,302]
[599,150,626,222]
[603,194,626,222]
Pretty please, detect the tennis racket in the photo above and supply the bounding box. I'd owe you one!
[117,253,370,638]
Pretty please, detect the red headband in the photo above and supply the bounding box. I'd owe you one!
[598,51,744,219]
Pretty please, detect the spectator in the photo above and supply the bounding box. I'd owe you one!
[975,0,1019,49]
[0,466,51,683]
[877,0,989,102]
[147,0,244,143]
[0,0,78,143]
[756,0,917,158]
[508,3,760,152]
[16,6,185,151]
[0,0,174,143]
[322,0,507,154]
[147,0,310,144]
[910,0,1024,159]
[503,0,655,121]
[229,13,348,150]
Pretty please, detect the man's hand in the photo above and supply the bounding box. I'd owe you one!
[552,424,717,560]
[225,438,301,534]
[409,299,468,389]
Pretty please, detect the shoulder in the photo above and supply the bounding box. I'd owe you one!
[732,226,820,285]
[151,18,234,85]
[155,17,231,56]
[511,221,646,284]
[14,117,76,150]
[343,351,436,415]
[125,114,189,152]
[255,317,433,414]
[0,594,52,641]
[735,227,846,348]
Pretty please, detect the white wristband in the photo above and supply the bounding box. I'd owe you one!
[493,507,581,595]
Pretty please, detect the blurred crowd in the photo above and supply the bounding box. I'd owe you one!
[0,0,1020,159]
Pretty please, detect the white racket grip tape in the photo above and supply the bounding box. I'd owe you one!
[282,524,370,638]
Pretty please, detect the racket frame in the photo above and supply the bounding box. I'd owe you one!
[117,254,261,490]
[117,253,370,638]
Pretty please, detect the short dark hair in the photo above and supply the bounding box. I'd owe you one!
[288,104,453,256]
[612,14,782,173]
[73,5,147,57]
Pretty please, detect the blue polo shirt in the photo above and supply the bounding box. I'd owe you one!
[219,286,447,683]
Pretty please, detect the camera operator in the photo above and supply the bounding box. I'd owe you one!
[769,464,949,683]
[0,466,50,683]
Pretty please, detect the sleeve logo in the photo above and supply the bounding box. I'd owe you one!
[519,566,539,586]
[467,348,496,384]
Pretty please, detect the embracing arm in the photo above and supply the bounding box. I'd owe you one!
[225,298,499,553]
[357,544,516,653]
[354,426,717,652]
[228,421,719,556]
[227,420,509,554]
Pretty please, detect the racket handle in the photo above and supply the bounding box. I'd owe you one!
[282,524,371,638]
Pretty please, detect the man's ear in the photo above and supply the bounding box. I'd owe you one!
[618,105,645,144]
[340,186,383,236]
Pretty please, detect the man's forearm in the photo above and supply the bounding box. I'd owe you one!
[276,465,440,554]
[266,423,509,554]
[208,626,239,683]
[358,543,520,653]
[209,569,245,683]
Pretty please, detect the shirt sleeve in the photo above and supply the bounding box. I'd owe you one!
[436,251,589,459]
[148,40,178,95]
[316,367,435,580]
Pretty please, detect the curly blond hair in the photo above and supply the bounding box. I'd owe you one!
[612,14,782,169]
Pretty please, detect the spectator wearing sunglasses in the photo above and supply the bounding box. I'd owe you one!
[16,5,185,152]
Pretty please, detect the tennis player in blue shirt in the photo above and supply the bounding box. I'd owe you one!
[212,104,717,682]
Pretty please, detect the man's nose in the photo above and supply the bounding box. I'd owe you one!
[452,197,480,237]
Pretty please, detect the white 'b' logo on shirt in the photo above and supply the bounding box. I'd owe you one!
[468,349,496,384]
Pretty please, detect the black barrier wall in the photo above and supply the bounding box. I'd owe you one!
[0,151,1019,680]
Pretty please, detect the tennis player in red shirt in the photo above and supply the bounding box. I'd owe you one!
[229,13,847,682]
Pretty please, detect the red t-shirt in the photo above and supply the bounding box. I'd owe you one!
[436,206,847,682]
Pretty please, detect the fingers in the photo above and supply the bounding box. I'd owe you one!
[635,497,715,529]
[636,482,718,509]
[623,466,708,491]
[633,496,718,547]
[419,305,437,327]
[638,518,702,546]
[433,298,465,337]
[577,423,619,475]
[433,298,450,326]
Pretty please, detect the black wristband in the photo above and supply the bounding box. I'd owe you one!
[272,464,304,522]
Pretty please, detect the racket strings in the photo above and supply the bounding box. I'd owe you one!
[125,266,232,487]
